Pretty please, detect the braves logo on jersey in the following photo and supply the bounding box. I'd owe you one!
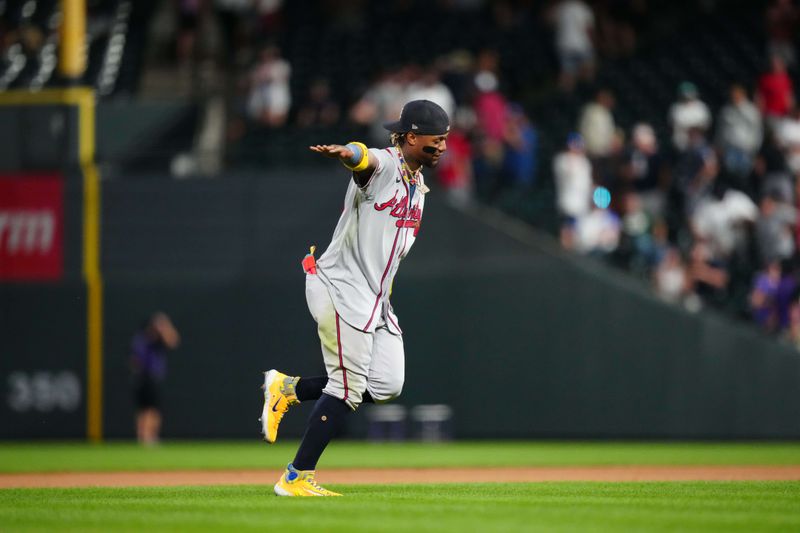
[373,191,422,235]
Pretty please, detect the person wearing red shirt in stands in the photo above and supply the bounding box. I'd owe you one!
[436,122,474,207]
[757,55,795,125]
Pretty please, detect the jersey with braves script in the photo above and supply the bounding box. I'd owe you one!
[316,146,426,335]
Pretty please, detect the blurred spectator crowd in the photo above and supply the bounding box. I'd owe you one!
[4,0,800,342]
[158,0,800,343]
[552,6,800,348]
[149,0,650,175]
[0,0,150,95]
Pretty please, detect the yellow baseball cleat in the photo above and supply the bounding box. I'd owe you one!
[274,464,342,497]
[260,370,299,443]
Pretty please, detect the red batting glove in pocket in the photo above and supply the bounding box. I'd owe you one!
[302,245,317,274]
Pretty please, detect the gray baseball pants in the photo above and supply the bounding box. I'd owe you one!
[305,273,404,410]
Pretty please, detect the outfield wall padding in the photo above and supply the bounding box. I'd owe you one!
[2,172,799,439]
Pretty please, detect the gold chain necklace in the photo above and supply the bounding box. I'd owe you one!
[396,147,418,186]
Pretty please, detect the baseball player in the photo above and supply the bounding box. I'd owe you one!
[260,100,450,496]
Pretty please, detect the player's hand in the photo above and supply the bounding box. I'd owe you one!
[309,144,353,160]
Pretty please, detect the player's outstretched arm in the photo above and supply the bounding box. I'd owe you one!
[310,143,378,187]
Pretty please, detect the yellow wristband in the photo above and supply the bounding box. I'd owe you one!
[342,141,370,172]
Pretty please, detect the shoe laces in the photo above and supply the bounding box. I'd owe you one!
[304,473,332,493]
[280,376,300,404]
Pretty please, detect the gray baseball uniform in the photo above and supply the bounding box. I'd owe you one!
[307,146,426,409]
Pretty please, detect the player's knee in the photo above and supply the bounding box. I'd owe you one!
[367,376,404,403]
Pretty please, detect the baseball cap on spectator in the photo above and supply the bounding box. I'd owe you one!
[678,81,698,98]
[383,100,451,135]
[566,132,584,150]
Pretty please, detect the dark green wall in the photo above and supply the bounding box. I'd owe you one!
[3,172,799,439]
[0,106,80,172]
[0,283,86,438]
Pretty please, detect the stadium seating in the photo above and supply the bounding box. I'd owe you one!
[0,0,152,96]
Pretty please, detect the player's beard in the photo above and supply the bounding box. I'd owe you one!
[421,150,442,168]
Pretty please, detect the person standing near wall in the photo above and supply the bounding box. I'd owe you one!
[131,312,181,446]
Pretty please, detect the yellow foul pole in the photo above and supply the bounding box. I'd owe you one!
[60,0,103,442]
[59,0,87,79]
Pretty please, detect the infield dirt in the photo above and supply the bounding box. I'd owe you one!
[2,465,800,488]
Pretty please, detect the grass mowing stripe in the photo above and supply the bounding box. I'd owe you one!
[1,441,799,473]
[0,482,798,532]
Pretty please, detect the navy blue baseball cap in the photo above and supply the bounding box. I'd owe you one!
[566,132,584,149]
[383,100,450,135]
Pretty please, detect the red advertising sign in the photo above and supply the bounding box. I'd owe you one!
[0,176,64,281]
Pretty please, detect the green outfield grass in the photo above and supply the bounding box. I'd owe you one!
[1,482,799,532]
[1,440,799,473]
[2,441,799,532]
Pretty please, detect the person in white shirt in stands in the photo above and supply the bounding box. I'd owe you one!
[691,185,759,264]
[653,247,690,305]
[554,132,593,250]
[669,81,711,153]
[350,69,409,147]
[775,106,800,175]
[550,0,595,92]
[579,89,615,159]
[406,66,456,121]
[246,45,292,127]
[573,203,621,256]
[715,84,763,182]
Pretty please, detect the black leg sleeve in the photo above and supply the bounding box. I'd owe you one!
[292,393,351,471]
